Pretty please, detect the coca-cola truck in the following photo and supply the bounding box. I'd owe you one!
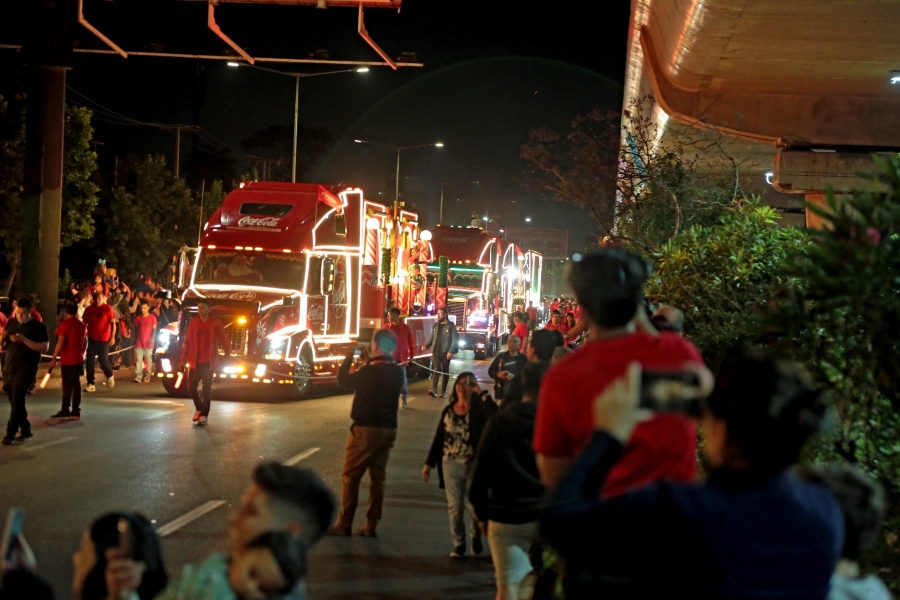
[154,182,422,398]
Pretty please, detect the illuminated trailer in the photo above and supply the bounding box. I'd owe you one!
[154,182,422,398]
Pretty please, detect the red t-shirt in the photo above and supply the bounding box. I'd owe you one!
[512,323,529,346]
[56,317,87,366]
[526,306,538,322]
[384,321,415,364]
[534,331,704,498]
[83,303,116,342]
[134,314,158,349]
[543,322,564,332]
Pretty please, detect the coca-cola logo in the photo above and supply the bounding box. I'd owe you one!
[229,291,257,301]
[332,274,347,319]
[307,304,325,322]
[237,216,281,228]
[442,236,470,244]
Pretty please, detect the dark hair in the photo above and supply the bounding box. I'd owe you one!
[139,299,149,307]
[521,361,550,401]
[567,249,649,329]
[81,512,168,600]
[196,298,211,308]
[16,296,32,310]
[252,463,337,545]
[551,309,560,316]
[707,347,826,474]
[799,464,885,561]
[246,531,308,592]
[650,314,678,333]
[388,307,401,316]
[448,371,478,405]
[64,301,78,315]
[373,329,397,354]
[530,330,563,361]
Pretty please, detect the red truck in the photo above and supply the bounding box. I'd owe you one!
[154,182,424,398]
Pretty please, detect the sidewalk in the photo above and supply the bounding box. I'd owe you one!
[309,356,510,600]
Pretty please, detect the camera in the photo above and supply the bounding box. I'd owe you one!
[639,370,704,417]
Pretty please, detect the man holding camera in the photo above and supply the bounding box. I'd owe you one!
[330,329,405,537]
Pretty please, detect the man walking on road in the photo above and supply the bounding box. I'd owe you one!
[133,299,158,383]
[384,307,416,408]
[330,329,404,537]
[179,299,231,426]
[422,307,458,398]
[2,297,49,445]
[48,302,87,419]
[82,291,117,393]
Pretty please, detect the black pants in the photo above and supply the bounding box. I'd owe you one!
[4,376,32,439]
[61,364,83,412]
[189,362,213,416]
[86,338,113,384]
[431,353,451,393]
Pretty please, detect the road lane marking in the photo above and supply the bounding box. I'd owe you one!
[283,447,320,466]
[26,437,77,452]
[157,500,226,537]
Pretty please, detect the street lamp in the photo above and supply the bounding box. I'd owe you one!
[228,62,369,182]
[353,139,444,216]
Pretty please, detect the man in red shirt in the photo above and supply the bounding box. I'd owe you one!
[534,249,710,498]
[82,292,117,393]
[48,302,87,418]
[543,310,564,332]
[133,299,158,384]
[179,299,231,426]
[525,302,538,329]
[511,312,529,352]
[384,307,416,408]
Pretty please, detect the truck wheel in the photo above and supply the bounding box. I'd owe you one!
[162,376,191,398]
[289,352,313,399]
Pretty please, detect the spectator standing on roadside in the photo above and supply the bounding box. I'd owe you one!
[1,297,48,445]
[525,302,538,329]
[543,310,564,333]
[133,300,157,384]
[384,307,416,408]
[534,249,709,494]
[82,292,117,393]
[470,362,548,600]
[179,299,230,426]
[158,295,179,328]
[500,329,563,409]
[135,275,154,296]
[422,307,458,398]
[329,329,404,537]
[487,335,526,401]
[423,372,498,558]
[511,312,529,352]
[47,302,87,419]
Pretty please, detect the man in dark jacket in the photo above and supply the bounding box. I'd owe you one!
[470,362,548,598]
[422,307,458,398]
[487,334,527,400]
[330,329,404,537]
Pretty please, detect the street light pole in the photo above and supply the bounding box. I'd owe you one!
[354,139,444,218]
[292,77,300,183]
[395,148,401,205]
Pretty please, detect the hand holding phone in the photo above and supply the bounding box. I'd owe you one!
[1,508,25,570]
[639,370,704,416]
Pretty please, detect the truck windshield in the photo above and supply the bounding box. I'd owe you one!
[194,249,305,289]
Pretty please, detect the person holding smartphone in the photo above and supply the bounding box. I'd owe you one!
[2,297,48,446]
[329,329,405,537]
[487,334,526,401]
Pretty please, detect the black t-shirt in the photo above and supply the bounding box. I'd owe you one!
[2,319,49,380]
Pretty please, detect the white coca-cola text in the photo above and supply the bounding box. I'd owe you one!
[307,305,325,322]
[237,216,281,228]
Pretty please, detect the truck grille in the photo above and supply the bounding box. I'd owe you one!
[220,321,249,357]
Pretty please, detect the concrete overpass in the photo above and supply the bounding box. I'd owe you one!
[622,0,900,227]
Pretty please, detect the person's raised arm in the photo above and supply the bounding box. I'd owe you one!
[336,352,363,389]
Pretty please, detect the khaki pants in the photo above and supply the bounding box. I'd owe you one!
[335,426,398,531]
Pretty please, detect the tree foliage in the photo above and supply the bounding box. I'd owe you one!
[521,95,758,252]
[102,155,198,279]
[644,198,810,369]
[0,95,99,294]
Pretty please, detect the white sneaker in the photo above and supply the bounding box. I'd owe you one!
[84,384,96,392]
[107,375,115,389]
[134,376,142,383]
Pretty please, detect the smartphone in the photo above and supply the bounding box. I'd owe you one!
[639,370,703,416]
[1,508,24,566]
[117,517,131,558]
[353,348,363,356]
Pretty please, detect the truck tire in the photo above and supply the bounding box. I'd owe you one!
[162,376,191,398]
[288,351,313,399]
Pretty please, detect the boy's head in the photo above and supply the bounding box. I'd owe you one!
[801,463,886,562]
[567,249,650,329]
[139,299,150,314]
[228,531,306,600]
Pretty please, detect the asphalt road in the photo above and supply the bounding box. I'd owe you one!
[0,352,500,600]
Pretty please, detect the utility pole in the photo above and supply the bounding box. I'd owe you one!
[21,0,73,336]
[172,125,199,178]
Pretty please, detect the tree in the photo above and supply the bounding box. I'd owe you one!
[0,95,99,295]
[240,124,332,182]
[521,95,757,253]
[103,155,198,279]
[644,198,810,369]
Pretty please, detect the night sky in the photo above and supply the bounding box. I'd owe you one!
[0,1,630,265]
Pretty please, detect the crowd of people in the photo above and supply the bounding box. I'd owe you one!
[0,248,894,599]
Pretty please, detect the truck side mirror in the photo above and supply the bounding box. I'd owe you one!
[335,213,347,237]
[321,258,335,296]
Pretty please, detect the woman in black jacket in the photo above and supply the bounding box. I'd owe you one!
[422,371,498,558]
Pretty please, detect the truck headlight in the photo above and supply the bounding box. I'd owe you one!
[265,337,289,361]
[156,329,172,353]
[458,341,466,348]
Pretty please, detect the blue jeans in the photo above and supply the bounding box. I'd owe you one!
[442,458,478,548]
[134,348,153,379]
